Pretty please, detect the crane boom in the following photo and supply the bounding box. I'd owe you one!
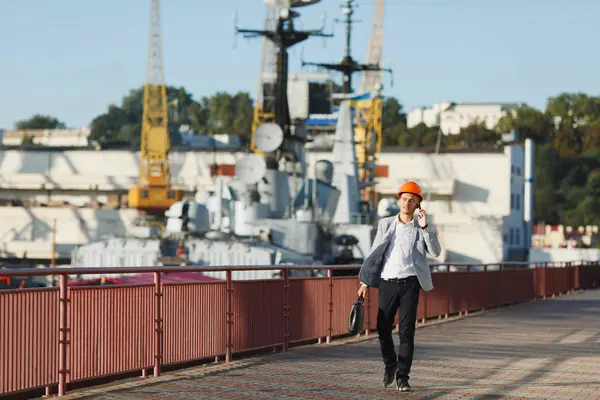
[128,0,182,214]
[360,0,385,94]
[141,0,168,188]
[354,0,386,208]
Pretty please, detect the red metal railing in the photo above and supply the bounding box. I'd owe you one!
[0,261,599,398]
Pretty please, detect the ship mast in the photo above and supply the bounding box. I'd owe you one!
[236,0,331,167]
[301,0,391,95]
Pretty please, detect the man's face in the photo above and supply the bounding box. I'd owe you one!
[398,193,420,215]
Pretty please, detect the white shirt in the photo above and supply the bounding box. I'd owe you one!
[379,217,418,280]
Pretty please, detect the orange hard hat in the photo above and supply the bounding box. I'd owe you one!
[397,181,423,200]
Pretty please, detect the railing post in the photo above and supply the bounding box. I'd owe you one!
[445,290,450,319]
[58,274,70,397]
[226,270,233,362]
[153,272,163,377]
[282,268,290,352]
[422,290,428,323]
[365,285,371,335]
[532,262,538,298]
[481,264,489,311]
[327,268,333,344]
[574,262,580,290]
[543,262,548,299]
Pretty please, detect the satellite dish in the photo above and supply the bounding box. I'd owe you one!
[235,154,267,185]
[254,123,284,153]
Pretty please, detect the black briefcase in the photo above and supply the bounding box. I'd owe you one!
[348,295,365,334]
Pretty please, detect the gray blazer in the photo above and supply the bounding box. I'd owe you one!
[358,215,442,292]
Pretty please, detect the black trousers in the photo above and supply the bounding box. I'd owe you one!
[377,276,420,381]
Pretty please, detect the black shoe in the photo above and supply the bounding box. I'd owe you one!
[397,379,411,392]
[383,365,397,388]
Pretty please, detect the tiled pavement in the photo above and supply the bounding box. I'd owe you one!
[63,289,600,399]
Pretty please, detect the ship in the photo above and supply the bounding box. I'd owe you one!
[68,0,393,282]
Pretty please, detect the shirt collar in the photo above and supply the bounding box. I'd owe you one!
[396,213,416,226]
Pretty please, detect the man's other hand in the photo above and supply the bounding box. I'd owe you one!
[418,207,428,228]
[357,285,367,298]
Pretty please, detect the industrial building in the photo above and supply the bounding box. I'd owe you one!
[0,138,533,265]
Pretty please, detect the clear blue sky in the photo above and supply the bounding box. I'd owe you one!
[0,0,598,129]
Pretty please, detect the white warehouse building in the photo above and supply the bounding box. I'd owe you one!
[0,139,533,265]
[312,142,532,264]
[407,102,525,135]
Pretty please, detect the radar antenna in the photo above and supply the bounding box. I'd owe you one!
[254,123,284,153]
[236,154,267,185]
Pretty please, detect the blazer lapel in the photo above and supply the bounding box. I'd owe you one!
[381,217,397,243]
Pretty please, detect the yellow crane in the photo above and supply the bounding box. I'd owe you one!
[354,0,386,205]
[128,0,183,214]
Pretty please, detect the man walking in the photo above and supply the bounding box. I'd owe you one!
[357,181,441,392]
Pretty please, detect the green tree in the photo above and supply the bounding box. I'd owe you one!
[408,123,440,148]
[562,170,600,227]
[581,121,600,152]
[533,144,563,224]
[383,121,410,147]
[231,92,253,137]
[382,97,404,128]
[381,97,410,147]
[546,93,600,123]
[553,123,582,157]
[167,87,208,134]
[15,114,66,130]
[201,91,253,137]
[89,86,218,147]
[452,122,500,148]
[90,104,138,147]
[586,171,600,198]
[494,107,554,143]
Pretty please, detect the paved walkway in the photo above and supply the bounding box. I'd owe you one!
[64,290,600,399]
